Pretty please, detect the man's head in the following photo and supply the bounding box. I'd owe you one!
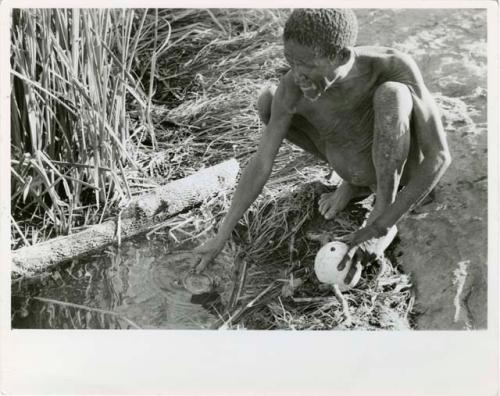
[283,9,358,101]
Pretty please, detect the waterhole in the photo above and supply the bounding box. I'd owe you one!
[11,237,231,329]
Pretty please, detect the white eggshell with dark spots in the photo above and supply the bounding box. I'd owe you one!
[314,241,361,291]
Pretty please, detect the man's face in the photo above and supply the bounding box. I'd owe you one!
[284,40,342,101]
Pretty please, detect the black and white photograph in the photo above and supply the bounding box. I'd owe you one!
[1,3,498,395]
[8,7,489,330]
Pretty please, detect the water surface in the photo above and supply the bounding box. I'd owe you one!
[11,236,232,329]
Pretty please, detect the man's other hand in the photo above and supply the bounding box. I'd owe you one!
[192,237,226,273]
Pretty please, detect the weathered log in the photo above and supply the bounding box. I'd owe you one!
[12,159,239,278]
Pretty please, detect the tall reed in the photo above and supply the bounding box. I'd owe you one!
[11,9,156,247]
[10,8,288,249]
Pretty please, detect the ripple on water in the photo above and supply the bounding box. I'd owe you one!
[149,251,219,329]
[12,238,226,329]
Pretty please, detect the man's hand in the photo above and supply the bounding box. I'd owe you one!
[192,237,227,273]
[340,222,388,248]
[334,247,364,286]
[336,223,392,285]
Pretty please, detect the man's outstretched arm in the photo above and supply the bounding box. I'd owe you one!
[193,79,297,272]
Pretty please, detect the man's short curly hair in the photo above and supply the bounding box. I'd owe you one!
[283,9,358,58]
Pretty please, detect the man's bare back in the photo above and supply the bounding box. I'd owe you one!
[193,9,451,285]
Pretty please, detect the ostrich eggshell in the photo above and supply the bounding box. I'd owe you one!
[314,241,361,291]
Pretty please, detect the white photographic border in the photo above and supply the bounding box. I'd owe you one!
[0,1,498,395]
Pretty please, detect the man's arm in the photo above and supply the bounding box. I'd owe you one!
[376,88,450,228]
[194,76,298,271]
[346,55,451,245]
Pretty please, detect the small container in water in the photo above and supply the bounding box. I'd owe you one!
[183,273,213,295]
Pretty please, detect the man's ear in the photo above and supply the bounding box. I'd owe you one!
[337,47,353,65]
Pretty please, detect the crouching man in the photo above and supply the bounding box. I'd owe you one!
[193,9,451,284]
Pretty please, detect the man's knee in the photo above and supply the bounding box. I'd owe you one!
[373,81,413,126]
[256,85,276,125]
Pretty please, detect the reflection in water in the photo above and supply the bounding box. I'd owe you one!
[11,236,231,329]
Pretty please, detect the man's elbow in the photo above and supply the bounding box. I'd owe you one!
[433,150,452,173]
[439,150,452,169]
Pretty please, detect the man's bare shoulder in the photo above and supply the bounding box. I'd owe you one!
[355,46,418,69]
[356,46,426,94]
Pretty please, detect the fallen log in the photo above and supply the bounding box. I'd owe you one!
[12,159,239,278]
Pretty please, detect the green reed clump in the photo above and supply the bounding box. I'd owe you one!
[10,9,159,247]
[10,8,290,249]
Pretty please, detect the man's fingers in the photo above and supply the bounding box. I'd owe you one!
[344,250,362,285]
[191,254,201,269]
[344,262,354,284]
[191,249,208,273]
[346,261,362,287]
[352,248,366,263]
[337,253,350,271]
[195,256,209,274]
[337,246,358,272]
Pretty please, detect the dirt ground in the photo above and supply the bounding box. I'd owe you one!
[357,9,487,329]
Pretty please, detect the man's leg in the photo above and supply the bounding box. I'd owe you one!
[363,81,412,256]
[257,86,370,220]
[342,81,413,283]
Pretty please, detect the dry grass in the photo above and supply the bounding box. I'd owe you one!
[208,182,414,330]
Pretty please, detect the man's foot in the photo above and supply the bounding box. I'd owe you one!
[318,182,363,220]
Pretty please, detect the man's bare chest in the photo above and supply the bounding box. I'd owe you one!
[295,93,375,146]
